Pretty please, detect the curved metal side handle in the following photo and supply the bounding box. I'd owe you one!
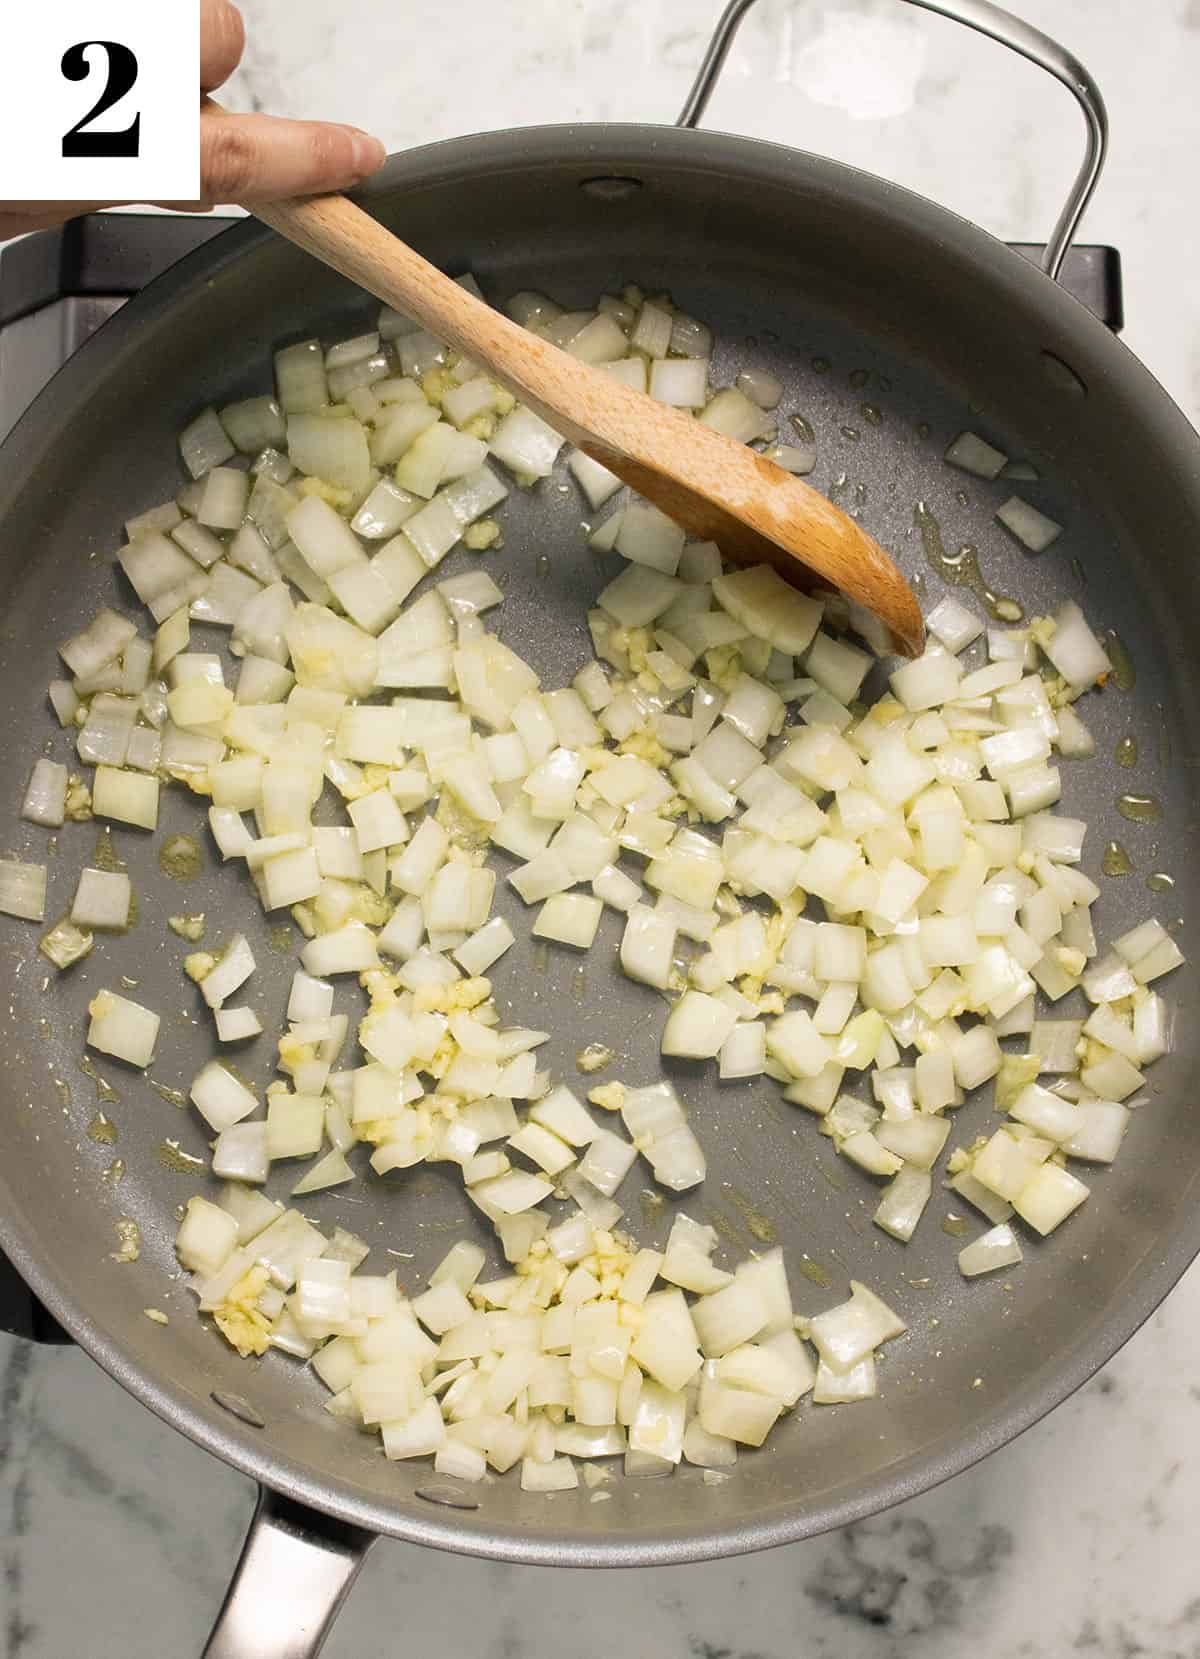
[201,1486,375,1659]
[677,0,1108,283]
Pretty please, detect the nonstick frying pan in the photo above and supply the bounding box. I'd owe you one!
[1,2,1198,1654]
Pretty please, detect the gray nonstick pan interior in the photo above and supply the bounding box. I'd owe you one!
[0,126,1197,1566]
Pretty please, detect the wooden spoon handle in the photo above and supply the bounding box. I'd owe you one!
[252,192,924,656]
[253,194,588,432]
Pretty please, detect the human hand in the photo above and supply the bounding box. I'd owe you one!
[0,0,387,241]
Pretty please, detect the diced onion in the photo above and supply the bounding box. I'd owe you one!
[0,860,47,921]
[532,893,602,949]
[87,989,159,1067]
[1038,601,1112,688]
[180,408,235,478]
[944,431,1007,479]
[71,867,131,931]
[996,495,1061,553]
[21,759,68,827]
[215,1006,263,1043]
[17,266,1179,1499]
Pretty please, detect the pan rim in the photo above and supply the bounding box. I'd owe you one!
[2,119,1198,1567]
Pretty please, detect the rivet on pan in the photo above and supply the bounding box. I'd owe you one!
[579,176,644,201]
[1040,351,1088,398]
[211,1390,266,1428]
[414,1483,481,1511]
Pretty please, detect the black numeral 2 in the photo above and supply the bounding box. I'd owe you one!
[61,41,141,158]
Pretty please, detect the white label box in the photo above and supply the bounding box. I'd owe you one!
[0,2,200,202]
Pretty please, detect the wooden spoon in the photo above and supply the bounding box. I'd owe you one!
[253,192,925,656]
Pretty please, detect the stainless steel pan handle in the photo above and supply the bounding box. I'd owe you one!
[677,0,1108,283]
[201,1487,374,1659]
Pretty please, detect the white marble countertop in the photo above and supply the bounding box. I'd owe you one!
[4,1,1200,1655]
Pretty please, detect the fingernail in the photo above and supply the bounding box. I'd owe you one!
[350,133,387,174]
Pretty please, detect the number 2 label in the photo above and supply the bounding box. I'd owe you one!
[0,1,198,200]
[61,42,141,158]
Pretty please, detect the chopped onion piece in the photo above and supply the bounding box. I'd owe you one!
[650,358,709,408]
[567,449,624,512]
[926,594,985,654]
[958,1223,1023,1277]
[190,1060,257,1130]
[719,1022,766,1080]
[71,867,130,931]
[201,934,256,1009]
[598,564,680,627]
[489,407,565,480]
[948,1169,1013,1226]
[662,990,736,1059]
[180,408,235,478]
[212,1122,270,1183]
[454,917,515,976]
[87,989,159,1067]
[520,1455,577,1493]
[620,905,677,989]
[176,1197,239,1275]
[530,1086,597,1147]
[1012,1162,1089,1234]
[21,759,68,827]
[713,565,822,655]
[615,503,685,575]
[808,1281,905,1372]
[891,651,963,712]
[214,1006,263,1043]
[292,1148,355,1196]
[670,313,712,358]
[944,431,1007,479]
[736,368,783,409]
[577,1129,637,1198]
[48,680,80,727]
[873,1165,932,1242]
[532,893,602,949]
[0,860,47,922]
[60,608,137,680]
[996,495,1061,553]
[1063,1101,1130,1163]
[698,387,772,442]
[1038,600,1112,688]
[631,300,672,358]
[471,1168,554,1214]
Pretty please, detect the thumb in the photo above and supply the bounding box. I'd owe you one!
[200,106,386,205]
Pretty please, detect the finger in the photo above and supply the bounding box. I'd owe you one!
[200,0,245,93]
[0,204,113,239]
[200,109,386,205]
